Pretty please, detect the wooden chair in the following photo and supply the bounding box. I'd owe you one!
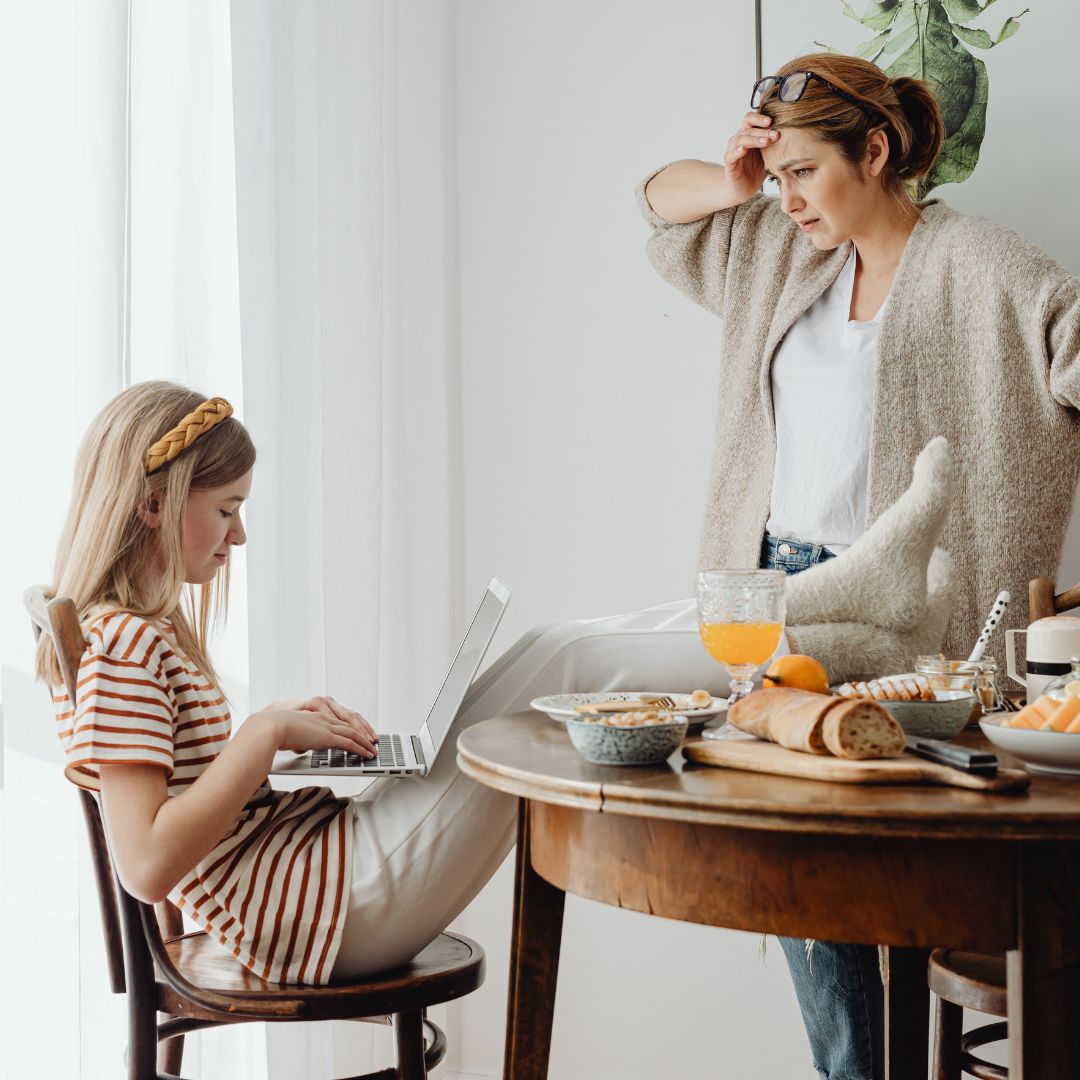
[26,589,485,1080]
[928,575,1080,1079]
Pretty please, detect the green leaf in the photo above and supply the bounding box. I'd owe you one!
[951,24,994,47]
[812,38,845,54]
[860,0,903,31]
[996,10,1027,41]
[840,0,1025,192]
[925,54,989,191]
[889,1,919,36]
[853,29,892,62]
[941,0,983,21]
[911,1,978,125]
[842,0,901,30]
[880,22,920,61]
[951,9,1027,48]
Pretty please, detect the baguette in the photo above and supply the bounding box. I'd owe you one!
[728,688,836,755]
[821,698,906,759]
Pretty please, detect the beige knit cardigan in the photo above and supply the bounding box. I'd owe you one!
[637,172,1080,655]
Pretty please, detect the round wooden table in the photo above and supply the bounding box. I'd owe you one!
[457,712,1080,1080]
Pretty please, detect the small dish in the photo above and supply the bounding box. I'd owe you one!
[979,714,1080,776]
[565,713,688,766]
[531,692,726,734]
[876,690,975,741]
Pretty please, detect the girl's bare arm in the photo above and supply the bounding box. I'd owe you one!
[100,706,371,903]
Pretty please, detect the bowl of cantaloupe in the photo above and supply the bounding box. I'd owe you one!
[979,685,1080,775]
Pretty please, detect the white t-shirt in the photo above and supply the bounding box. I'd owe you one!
[765,246,887,554]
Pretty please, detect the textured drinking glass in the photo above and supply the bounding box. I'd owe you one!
[697,569,786,738]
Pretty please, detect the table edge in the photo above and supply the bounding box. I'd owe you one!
[457,716,1080,840]
[456,750,602,811]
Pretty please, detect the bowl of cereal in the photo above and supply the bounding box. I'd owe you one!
[565,710,689,766]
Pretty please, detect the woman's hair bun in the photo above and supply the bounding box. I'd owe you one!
[888,75,945,180]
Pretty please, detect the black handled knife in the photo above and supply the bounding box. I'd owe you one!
[905,736,999,776]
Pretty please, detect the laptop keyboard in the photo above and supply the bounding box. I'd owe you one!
[310,733,408,771]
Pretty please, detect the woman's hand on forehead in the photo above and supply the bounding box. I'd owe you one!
[724,111,780,197]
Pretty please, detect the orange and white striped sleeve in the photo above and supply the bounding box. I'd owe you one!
[55,612,177,788]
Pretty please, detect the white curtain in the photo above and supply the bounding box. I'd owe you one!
[229,2,462,1070]
[231,0,463,730]
[2,2,134,1077]
[3,0,462,1076]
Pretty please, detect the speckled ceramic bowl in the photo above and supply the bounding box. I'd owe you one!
[876,690,975,741]
[565,714,689,766]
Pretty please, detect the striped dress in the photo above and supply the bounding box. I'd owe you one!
[51,610,353,985]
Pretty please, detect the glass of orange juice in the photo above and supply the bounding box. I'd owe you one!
[697,569,786,737]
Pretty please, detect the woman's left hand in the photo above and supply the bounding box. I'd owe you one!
[266,695,378,744]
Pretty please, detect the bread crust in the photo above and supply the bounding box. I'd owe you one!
[728,688,836,755]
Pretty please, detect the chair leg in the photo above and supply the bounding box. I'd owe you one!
[393,1010,426,1079]
[157,1026,184,1077]
[128,1000,160,1079]
[933,996,964,1080]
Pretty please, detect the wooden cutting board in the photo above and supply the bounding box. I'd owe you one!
[684,737,1030,793]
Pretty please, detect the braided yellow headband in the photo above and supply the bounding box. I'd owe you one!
[144,397,234,475]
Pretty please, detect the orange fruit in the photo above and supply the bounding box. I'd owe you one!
[763,654,830,695]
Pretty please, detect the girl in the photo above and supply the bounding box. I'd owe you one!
[639,52,1080,1080]
[44,379,882,985]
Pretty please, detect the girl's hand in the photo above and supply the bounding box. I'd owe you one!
[257,695,379,758]
[723,111,779,203]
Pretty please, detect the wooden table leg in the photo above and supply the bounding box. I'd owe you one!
[1008,841,1080,1078]
[884,945,930,1080]
[504,800,566,1080]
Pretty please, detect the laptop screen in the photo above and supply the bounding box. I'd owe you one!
[421,578,510,753]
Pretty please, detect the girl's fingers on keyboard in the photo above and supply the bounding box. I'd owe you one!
[332,724,377,757]
[321,695,378,742]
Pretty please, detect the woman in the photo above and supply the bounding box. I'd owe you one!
[638,52,1080,1078]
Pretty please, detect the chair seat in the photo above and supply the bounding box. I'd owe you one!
[156,930,484,1023]
[929,948,1007,1017]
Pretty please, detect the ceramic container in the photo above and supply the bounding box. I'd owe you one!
[980,714,1080,776]
[876,690,974,741]
[565,714,688,766]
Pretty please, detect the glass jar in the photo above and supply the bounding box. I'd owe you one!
[973,657,1002,714]
[1042,656,1080,703]
[914,655,1002,720]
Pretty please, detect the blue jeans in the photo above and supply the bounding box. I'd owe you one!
[760,532,837,575]
[761,534,884,1080]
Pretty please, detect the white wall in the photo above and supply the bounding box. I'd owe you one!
[449,2,814,1076]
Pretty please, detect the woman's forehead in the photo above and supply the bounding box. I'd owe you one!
[761,127,832,170]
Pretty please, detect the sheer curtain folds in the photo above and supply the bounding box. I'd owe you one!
[3,2,132,1077]
[230,0,463,1071]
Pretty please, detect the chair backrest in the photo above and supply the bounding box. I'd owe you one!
[1028,576,1080,624]
[24,587,185,999]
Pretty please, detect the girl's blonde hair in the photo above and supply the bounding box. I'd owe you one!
[757,53,945,206]
[35,380,256,689]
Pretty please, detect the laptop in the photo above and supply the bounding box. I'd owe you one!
[270,577,510,778]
